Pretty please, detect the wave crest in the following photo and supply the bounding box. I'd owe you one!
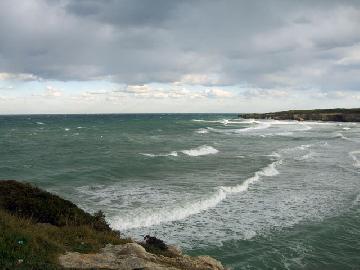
[140,151,178,157]
[111,153,282,230]
[181,145,219,156]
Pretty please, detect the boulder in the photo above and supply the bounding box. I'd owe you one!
[59,242,226,270]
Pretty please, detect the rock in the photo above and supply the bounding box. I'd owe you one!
[196,256,225,270]
[59,242,226,270]
[167,245,182,257]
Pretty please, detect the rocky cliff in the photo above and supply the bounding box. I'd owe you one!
[238,108,360,122]
[0,180,226,270]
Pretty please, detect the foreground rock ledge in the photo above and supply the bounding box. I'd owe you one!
[59,242,226,270]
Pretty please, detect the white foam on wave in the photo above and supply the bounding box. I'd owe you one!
[195,128,209,134]
[238,122,271,132]
[110,189,227,230]
[140,151,178,157]
[207,121,272,134]
[349,151,360,167]
[110,153,282,230]
[295,151,315,161]
[221,157,281,193]
[36,122,45,125]
[296,123,312,131]
[192,119,229,125]
[334,132,358,142]
[181,145,218,156]
[140,145,218,158]
[276,132,294,136]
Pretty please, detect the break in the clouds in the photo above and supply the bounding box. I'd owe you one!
[0,0,360,113]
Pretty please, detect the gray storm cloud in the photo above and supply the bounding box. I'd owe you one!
[0,0,360,91]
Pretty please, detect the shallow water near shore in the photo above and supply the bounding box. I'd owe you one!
[1,114,359,269]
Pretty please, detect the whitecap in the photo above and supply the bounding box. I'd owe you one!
[36,122,45,125]
[195,128,209,134]
[110,189,227,230]
[140,151,178,157]
[192,119,230,125]
[207,121,272,134]
[181,145,219,156]
[110,153,283,230]
[295,151,315,161]
[334,132,358,142]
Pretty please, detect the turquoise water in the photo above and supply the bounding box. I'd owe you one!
[1,114,359,269]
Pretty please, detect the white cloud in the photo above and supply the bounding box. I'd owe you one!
[177,73,221,85]
[205,88,233,98]
[336,44,360,66]
[0,72,40,81]
[35,85,63,97]
[123,84,234,99]
[243,88,289,98]
[45,86,62,97]
[0,85,14,90]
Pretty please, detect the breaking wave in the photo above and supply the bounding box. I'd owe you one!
[110,153,282,230]
[140,151,178,157]
[192,119,230,125]
[334,132,358,142]
[195,128,209,134]
[140,145,218,158]
[181,145,219,156]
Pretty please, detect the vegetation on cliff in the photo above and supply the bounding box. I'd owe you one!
[239,108,360,122]
[0,180,225,270]
[0,180,129,269]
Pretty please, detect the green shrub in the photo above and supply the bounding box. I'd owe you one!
[0,180,130,269]
[0,180,110,231]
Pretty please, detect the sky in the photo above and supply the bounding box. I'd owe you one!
[1,0,360,114]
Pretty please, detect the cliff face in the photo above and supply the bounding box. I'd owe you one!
[0,180,226,270]
[239,108,360,122]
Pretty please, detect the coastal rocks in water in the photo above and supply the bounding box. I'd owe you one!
[59,242,226,270]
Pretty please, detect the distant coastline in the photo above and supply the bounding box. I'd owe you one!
[238,108,360,122]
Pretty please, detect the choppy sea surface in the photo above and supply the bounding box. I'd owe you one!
[1,114,359,269]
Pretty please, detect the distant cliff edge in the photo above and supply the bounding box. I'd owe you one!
[238,108,360,122]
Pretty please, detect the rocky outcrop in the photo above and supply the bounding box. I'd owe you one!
[59,242,226,270]
[0,180,226,270]
[239,108,360,122]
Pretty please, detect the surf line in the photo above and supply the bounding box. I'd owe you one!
[110,153,282,230]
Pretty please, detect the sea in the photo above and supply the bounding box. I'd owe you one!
[0,114,359,270]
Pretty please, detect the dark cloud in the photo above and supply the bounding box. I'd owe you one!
[65,0,184,27]
[0,0,360,91]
